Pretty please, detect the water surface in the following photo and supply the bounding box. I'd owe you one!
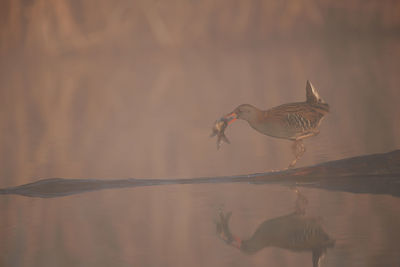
[1,1,400,266]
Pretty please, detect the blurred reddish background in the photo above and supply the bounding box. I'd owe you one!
[1,1,400,266]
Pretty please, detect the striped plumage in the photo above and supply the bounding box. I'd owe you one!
[215,191,335,266]
[224,80,329,168]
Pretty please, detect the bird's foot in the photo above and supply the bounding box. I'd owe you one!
[269,168,283,173]
[288,158,298,169]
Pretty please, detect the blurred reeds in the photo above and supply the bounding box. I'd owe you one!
[1,1,400,266]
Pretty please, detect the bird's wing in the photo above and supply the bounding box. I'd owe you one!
[267,103,323,132]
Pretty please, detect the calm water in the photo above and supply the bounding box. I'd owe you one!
[1,1,400,266]
[1,183,400,266]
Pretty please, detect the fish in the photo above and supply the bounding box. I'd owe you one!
[210,118,230,150]
[210,112,237,149]
[215,210,234,244]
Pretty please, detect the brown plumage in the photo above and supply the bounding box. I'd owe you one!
[215,190,335,267]
[217,80,329,168]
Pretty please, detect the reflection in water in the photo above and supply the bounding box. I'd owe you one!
[1,1,400,266]
[216,190,334,267]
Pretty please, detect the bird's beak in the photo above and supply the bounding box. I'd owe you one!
[224,112,238,125]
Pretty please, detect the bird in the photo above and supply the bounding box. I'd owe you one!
[215,190,335,267]
[219,80,329,168]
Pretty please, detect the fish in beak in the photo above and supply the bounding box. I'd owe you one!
[210,112,238,149]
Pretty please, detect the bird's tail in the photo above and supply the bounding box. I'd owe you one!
[306,80,330,113]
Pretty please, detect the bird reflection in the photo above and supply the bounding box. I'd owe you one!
[216,190,335,267]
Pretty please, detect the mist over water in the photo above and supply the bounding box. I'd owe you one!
[1,1,400,266]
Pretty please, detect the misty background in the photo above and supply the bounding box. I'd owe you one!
[1,0,400,266]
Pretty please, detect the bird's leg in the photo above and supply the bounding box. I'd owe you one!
[293,188,308,215]
[313,129,320,136]
[288,139,305,168]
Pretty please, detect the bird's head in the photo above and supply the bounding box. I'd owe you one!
[224,104,258,122]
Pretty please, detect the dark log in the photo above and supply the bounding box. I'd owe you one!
[1,150,399,198]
